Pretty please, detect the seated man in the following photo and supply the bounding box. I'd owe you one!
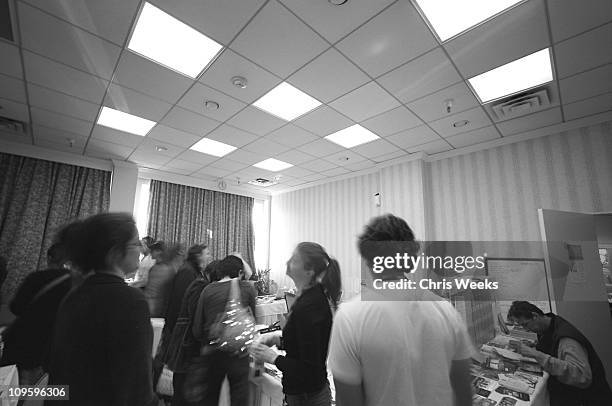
[508,301,612,406]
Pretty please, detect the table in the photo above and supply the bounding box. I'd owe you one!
[473,335,549,406]
[255,300,288,326]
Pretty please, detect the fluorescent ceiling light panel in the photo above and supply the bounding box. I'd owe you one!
[128,2,223,78]
[253,82,322,121]
[97,107,156,136]
[415,0,523,41]
[253,158,293,172]
[325,124,380,148]
[190,138,237,157]
[468,48,553,103]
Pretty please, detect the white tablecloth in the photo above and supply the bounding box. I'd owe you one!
[255,301,287,326]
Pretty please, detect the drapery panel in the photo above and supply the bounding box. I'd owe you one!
[0,153,111,302]
[147,180,255,268]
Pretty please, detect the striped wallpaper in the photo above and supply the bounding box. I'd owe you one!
[269,121,612,294]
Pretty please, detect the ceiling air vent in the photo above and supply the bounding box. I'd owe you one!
[491,88,550,121]
[0,116,27,135]
[248,178,277,187]
[0,0,14,42]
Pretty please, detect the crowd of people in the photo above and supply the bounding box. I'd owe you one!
[0,212,609,406]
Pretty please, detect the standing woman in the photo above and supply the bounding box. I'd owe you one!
[250,242,342,406]
[47,213,156,406]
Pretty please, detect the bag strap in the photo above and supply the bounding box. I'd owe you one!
[229,278,240,304]
[29,273,71,308]
[192,286,208,341]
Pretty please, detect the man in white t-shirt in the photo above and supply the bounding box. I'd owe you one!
[328,214,474,406]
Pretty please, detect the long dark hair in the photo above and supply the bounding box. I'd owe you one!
[295,242,342,309]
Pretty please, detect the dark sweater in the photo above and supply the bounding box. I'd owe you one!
[274,284,332,395]
[164,262,202,332]
[47,273,156,406]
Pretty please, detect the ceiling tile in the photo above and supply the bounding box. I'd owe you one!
[428,107,493,137]
[224,148,265,166]
[243,138,290,156]
[386,125,440,149]
[301,172,327,182]
[177,82,247,122]
[278,166,314,179]
[205,124,259,148]
[19,2,121,80]
[299,159,338,173]
[134,137,183,158]
[345,159,377,171]
[265,124,319,148]
[497,107,563,136]
[559,64,612,104]
[148,0,265,45]
[274,149,316,165]
[288,48,369,103]
[113,51,194,103]
[129,149,172,169]
[230,1,328,78]
[554,23,612,79]
[200,49,281,104]
[282,178,308,187]
[0,98,29,123]
[329,81,400,122]
[175,149,219,166]
[321,167,351,177]
[378,48,462,103]
[86,139,133,160]
[563,92,612,121]
[407,139,452,155]
[147,124,200,148]
[406,82,480,123]
[229,167,270,181]
[27,83,99,122]
[371,150,407,163]
[209,158,249,172]
[293,106,354,136]
[104,84,172,121]
[227,106,285,136]
[31,107,93,137]
[21,0,141,45]
[445,126,500,148]
[548,0,612,43]
[0,42,23,78]
[280,0,394,43]
[161,158,202,174]
[444,0,550,78]
[34,134,86,154]
[361,106,422,137]
[23,51,108,104]
[0,75,27,103]
[324,150,367,167]
[336,0,437,77]
[91,125,144,147]
[159,166,196,176]
[297,138,346,157]
[32,124,89,148]
[0,129,30,145]
[161,106,220,136]
[196,165,233,177]
[352,138,401,158]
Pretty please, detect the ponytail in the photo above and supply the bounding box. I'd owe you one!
[295,242,343,310]
[321,258,342,310]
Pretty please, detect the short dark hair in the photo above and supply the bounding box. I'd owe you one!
[69,213,137,273]
[507,301,545,321]
[149,241,164,253]
[49,220,84,270]
[141,236,155,248]
[358,214,420,278]
[187,244,208,268]
[204,259,221,282]
[217,255,243,279]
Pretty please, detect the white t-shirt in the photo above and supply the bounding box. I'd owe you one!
[328,292,475,406]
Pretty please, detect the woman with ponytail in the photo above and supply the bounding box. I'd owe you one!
[250,242,341,406]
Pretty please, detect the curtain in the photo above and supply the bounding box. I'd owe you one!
[0,153,111,302]
[147,180,255,268]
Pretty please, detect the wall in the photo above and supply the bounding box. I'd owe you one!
[595,214,612,244]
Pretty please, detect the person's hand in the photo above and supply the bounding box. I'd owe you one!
[519,343,539,359]
[258,334,281,347]
[249,342,279,364]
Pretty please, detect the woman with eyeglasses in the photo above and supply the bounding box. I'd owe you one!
[250,242,342,406]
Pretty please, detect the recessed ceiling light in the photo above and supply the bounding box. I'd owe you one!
[253,158,293,172]
[128,2,223,78]
[414,0,523,41]
[231,76,248,89]
[190,138,236,157]
[253,82,321,121]
[329,0,349,5]
[204,100,220,110]
[468,48,553,103]
[96,107,156,136]
[452,120,469,128]
[325,124,380,148]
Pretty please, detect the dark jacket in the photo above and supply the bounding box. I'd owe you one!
[143,263,175,317]
[536,313,612,406]
[164,261,203,333]
[47,273,156,406]
[274,284,332,395]
[1,269,71,370]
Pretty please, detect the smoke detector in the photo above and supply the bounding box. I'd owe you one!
[231,76,248,89]
[204,100,219,110]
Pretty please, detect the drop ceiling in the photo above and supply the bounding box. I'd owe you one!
[0,0,610,193]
